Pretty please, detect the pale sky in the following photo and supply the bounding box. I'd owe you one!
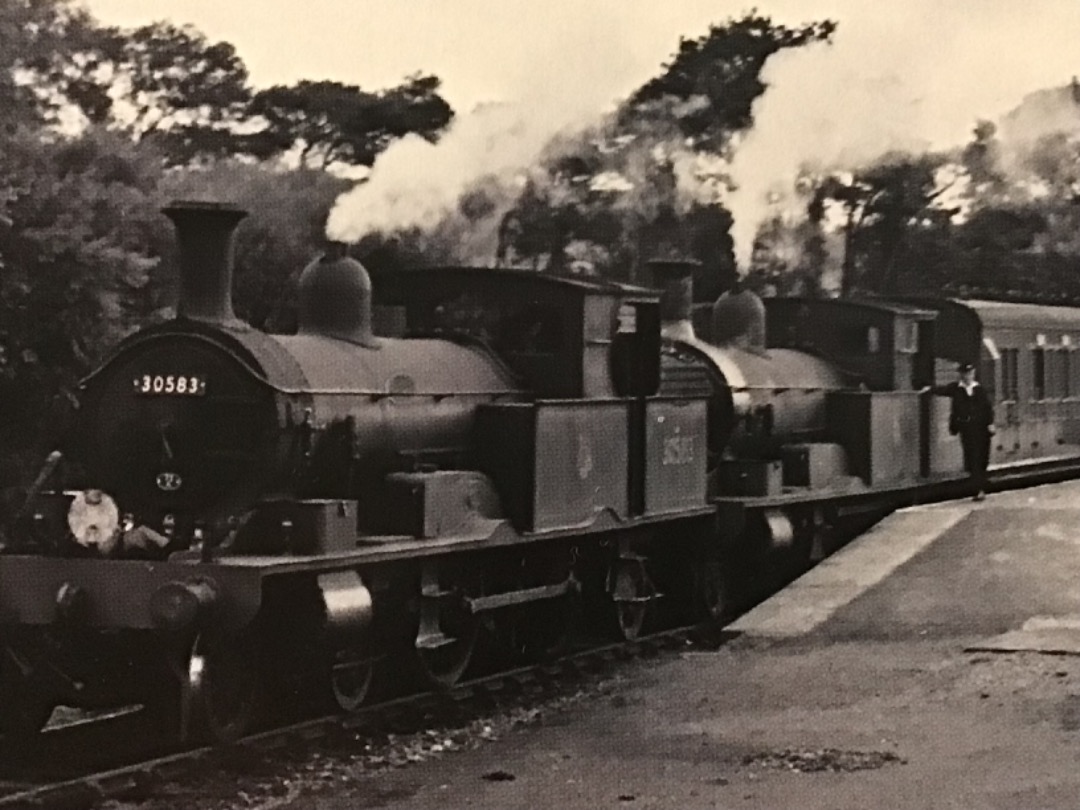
[79,1,1080,117]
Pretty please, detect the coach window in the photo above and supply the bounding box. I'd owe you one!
[1001,348,1019,402]
[979,357,997,402]
[1064,348,1072,398]
[897,320,918,353]
[1032,347,1046,401]
[1052,348,1068,399]
[981,337,1000,402]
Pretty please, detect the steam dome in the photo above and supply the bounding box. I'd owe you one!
[298,248,379,347]
[711,289,766,350]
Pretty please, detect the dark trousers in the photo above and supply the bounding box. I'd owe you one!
[960,428,991,491]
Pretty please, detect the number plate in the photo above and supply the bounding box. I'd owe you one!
[132,374,207,396]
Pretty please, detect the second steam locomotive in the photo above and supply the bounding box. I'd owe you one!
[3,201,1080,742]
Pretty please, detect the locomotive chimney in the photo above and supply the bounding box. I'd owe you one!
[163,201,247,329]
[648,258,700,342]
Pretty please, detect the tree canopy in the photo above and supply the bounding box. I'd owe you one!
[626,14,836,146]
[15,6,454,168]
[250,75,454,169]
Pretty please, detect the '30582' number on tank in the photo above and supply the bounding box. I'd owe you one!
[132,374,207,396]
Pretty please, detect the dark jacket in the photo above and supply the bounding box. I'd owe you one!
[944,382,994,435]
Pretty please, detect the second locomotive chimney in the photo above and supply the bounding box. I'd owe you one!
[164,201,247,328]
[648,258,700,342]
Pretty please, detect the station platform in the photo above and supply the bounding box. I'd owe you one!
[343,481,1080,810]
[731,483,1080,647]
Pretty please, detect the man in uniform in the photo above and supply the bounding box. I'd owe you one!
[945,362,996,501]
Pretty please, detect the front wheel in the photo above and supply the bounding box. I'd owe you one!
[183,632,263,744]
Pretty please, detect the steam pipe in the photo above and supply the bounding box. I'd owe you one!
[163,201,247,329]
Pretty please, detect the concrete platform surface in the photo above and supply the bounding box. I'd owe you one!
[278,481,1080,810]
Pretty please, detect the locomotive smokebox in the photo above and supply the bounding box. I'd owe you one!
[648,258,700,342]
[164,201,247,328]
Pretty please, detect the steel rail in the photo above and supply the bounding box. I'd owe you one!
[0,626,702,809]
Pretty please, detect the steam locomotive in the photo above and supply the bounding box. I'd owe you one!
[3,201,1080,743]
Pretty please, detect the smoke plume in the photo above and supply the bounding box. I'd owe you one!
[724,0,1080,270]
[325,5,665,247]
[327,103,555,244]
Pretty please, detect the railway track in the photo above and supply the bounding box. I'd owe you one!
[0,624,718,809]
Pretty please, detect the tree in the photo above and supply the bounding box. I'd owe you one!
[25,18,263,165]
[811,154,954,296]
[16,7,456,169]
[249,75,454,169]
[961,120,1005,193]
[0,0,90,131]
[626,13,836,147]
[490,13,831,290]
[0,127,166,490]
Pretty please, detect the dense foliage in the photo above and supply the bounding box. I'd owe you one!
[788,104,1080,301]
[627,15,837,146]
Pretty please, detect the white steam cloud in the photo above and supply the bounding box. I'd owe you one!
[325,3,672,245]
[327,103,560,243]
[725,0,1080,269]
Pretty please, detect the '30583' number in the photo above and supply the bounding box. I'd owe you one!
[132,374,206,396]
